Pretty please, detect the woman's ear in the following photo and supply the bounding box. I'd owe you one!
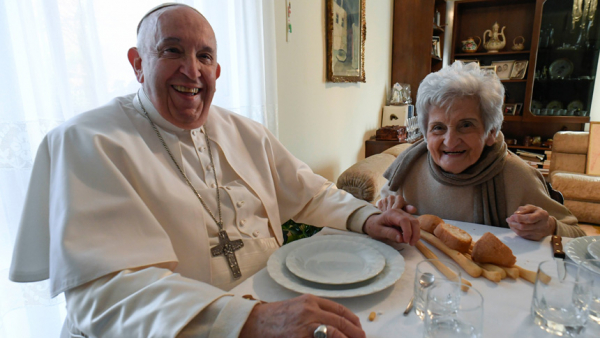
[127,47,144,83]
[485,129,497,146]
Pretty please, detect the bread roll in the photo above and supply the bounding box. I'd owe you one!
[418,214,443,233]
[471,232,516,267]
[433,223,472,253]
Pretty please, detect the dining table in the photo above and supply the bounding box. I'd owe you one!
[231,220,600,337]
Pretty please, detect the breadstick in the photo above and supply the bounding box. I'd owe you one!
[480,263,507,279]
[515,265,537,284]
[420,230,483,278]
[499,266,519,279]
[465,254,503,283]
[415,241,472,291]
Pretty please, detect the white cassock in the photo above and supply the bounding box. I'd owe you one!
[9,89,380,337]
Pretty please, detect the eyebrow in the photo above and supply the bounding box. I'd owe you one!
[156,37,216,53]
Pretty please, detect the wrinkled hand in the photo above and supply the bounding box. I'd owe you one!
[363,208,420,245]
[376,195,417,214]
[505,204,556,241]
[239,294,365,338]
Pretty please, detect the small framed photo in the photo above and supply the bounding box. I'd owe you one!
[503,103,517,115]
[480,65,497,77]
[514,103,523,115]
[432,36,441,58]
[491,60,515,80]
[510,60,529,79]
[456,59,480,66]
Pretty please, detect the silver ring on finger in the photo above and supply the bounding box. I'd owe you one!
[313,324,328,338]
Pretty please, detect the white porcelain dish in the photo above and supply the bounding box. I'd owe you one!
[285,238,386,284]
[588,241,600,260]
[267,235,404,298]
[565,236,600,274]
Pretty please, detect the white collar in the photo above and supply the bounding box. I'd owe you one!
[132,88,204,136]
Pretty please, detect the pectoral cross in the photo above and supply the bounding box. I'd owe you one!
[211,229,244,279]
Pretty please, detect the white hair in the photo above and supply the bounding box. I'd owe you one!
[416,61,504,140]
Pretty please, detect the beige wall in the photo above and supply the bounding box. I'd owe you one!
[274,1,393,181]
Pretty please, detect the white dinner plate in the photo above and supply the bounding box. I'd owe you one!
[588,241,600,260]
[285,238,386,284]
[267,235,405,298]
[565,236,600,273]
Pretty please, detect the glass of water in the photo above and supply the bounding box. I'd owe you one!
[581,259,600,324]
[414,259,462,319]
[423,280,483,338]
[531,260,594,336]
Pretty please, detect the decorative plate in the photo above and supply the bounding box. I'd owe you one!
[531,100,543,109]
[549,58,574,79]
[285,238,386,284]
[567,100,584,111]
[267,235,405,298]
[565,236,600,267]
[546,100,563,109]
[588,241,600,260]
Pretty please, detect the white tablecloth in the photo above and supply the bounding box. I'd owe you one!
[231,220,600,337]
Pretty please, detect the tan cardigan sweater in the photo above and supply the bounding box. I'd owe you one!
[381,152,585,238]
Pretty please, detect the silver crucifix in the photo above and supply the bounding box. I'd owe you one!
[211,229,244,279]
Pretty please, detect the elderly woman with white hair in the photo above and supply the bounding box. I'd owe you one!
[378,61,584,240]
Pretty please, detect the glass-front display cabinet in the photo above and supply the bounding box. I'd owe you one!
[529,0,599,121]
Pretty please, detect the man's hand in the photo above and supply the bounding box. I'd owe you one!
[363,209,420,246]
[376,195,417,214]
[239,294,365,338]
[505,204,556,241]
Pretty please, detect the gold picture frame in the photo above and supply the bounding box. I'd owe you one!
[480,65,497,77]
[586,122,600,176]
[510,60,529,79]
[326,0,366,83]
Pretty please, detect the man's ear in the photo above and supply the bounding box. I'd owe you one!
[127,47,144,83]
[485,129,497,146]
[216,63,221,79]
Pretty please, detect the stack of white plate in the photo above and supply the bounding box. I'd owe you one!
[565,236,600,273]
[266,235,405,298]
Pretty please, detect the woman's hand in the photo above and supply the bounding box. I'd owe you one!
[363,208,420,245]
[376,195,417,214]
[239,294,365,338]
[505,204,556,241]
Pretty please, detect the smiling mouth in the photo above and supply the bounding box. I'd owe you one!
[173,85,200,96]
[443,150,466,155]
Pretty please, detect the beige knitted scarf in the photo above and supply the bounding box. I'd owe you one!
[383,132,509,228]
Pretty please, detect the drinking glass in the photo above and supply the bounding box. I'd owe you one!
[531,260,594,336]
[423,281,483,338]
[581,259,600,324]
[414,259,461,319]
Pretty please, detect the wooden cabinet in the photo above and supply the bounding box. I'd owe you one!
[449,0,591,148]
[392,0,446,104]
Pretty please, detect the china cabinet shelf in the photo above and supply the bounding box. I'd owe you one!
[454,51,531,57]
[503,115,523,122]
[501,79,528,83]
[507,145,550,151]
[434,24,445,33]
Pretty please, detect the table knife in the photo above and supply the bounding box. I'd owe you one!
[552,235,566,280]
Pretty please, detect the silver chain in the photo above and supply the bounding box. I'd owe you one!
[138,96,223,229]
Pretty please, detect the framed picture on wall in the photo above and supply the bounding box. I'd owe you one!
[326,0,366,83]
[502,104,517,115]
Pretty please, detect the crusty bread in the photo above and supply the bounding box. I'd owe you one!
[433,223,472,253]
[471,232,517,267]
[418,214,443,233]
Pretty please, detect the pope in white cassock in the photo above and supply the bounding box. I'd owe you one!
[9,3,420,337]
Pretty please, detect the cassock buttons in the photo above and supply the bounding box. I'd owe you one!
[206,164,213,171]
[211,183,216,188]
[252,230,260,238]
[236,201,244,208]
[240,219,246,226]
[191,130,197,136]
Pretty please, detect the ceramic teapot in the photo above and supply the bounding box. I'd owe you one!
[483,22,506,53]
[512,36,525,51]
[461,36,481,53]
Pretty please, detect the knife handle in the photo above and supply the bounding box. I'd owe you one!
[552,235,566,259]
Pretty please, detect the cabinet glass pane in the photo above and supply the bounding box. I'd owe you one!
[530,0,600,117]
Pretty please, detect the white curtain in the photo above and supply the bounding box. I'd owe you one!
[0,0,277,336]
